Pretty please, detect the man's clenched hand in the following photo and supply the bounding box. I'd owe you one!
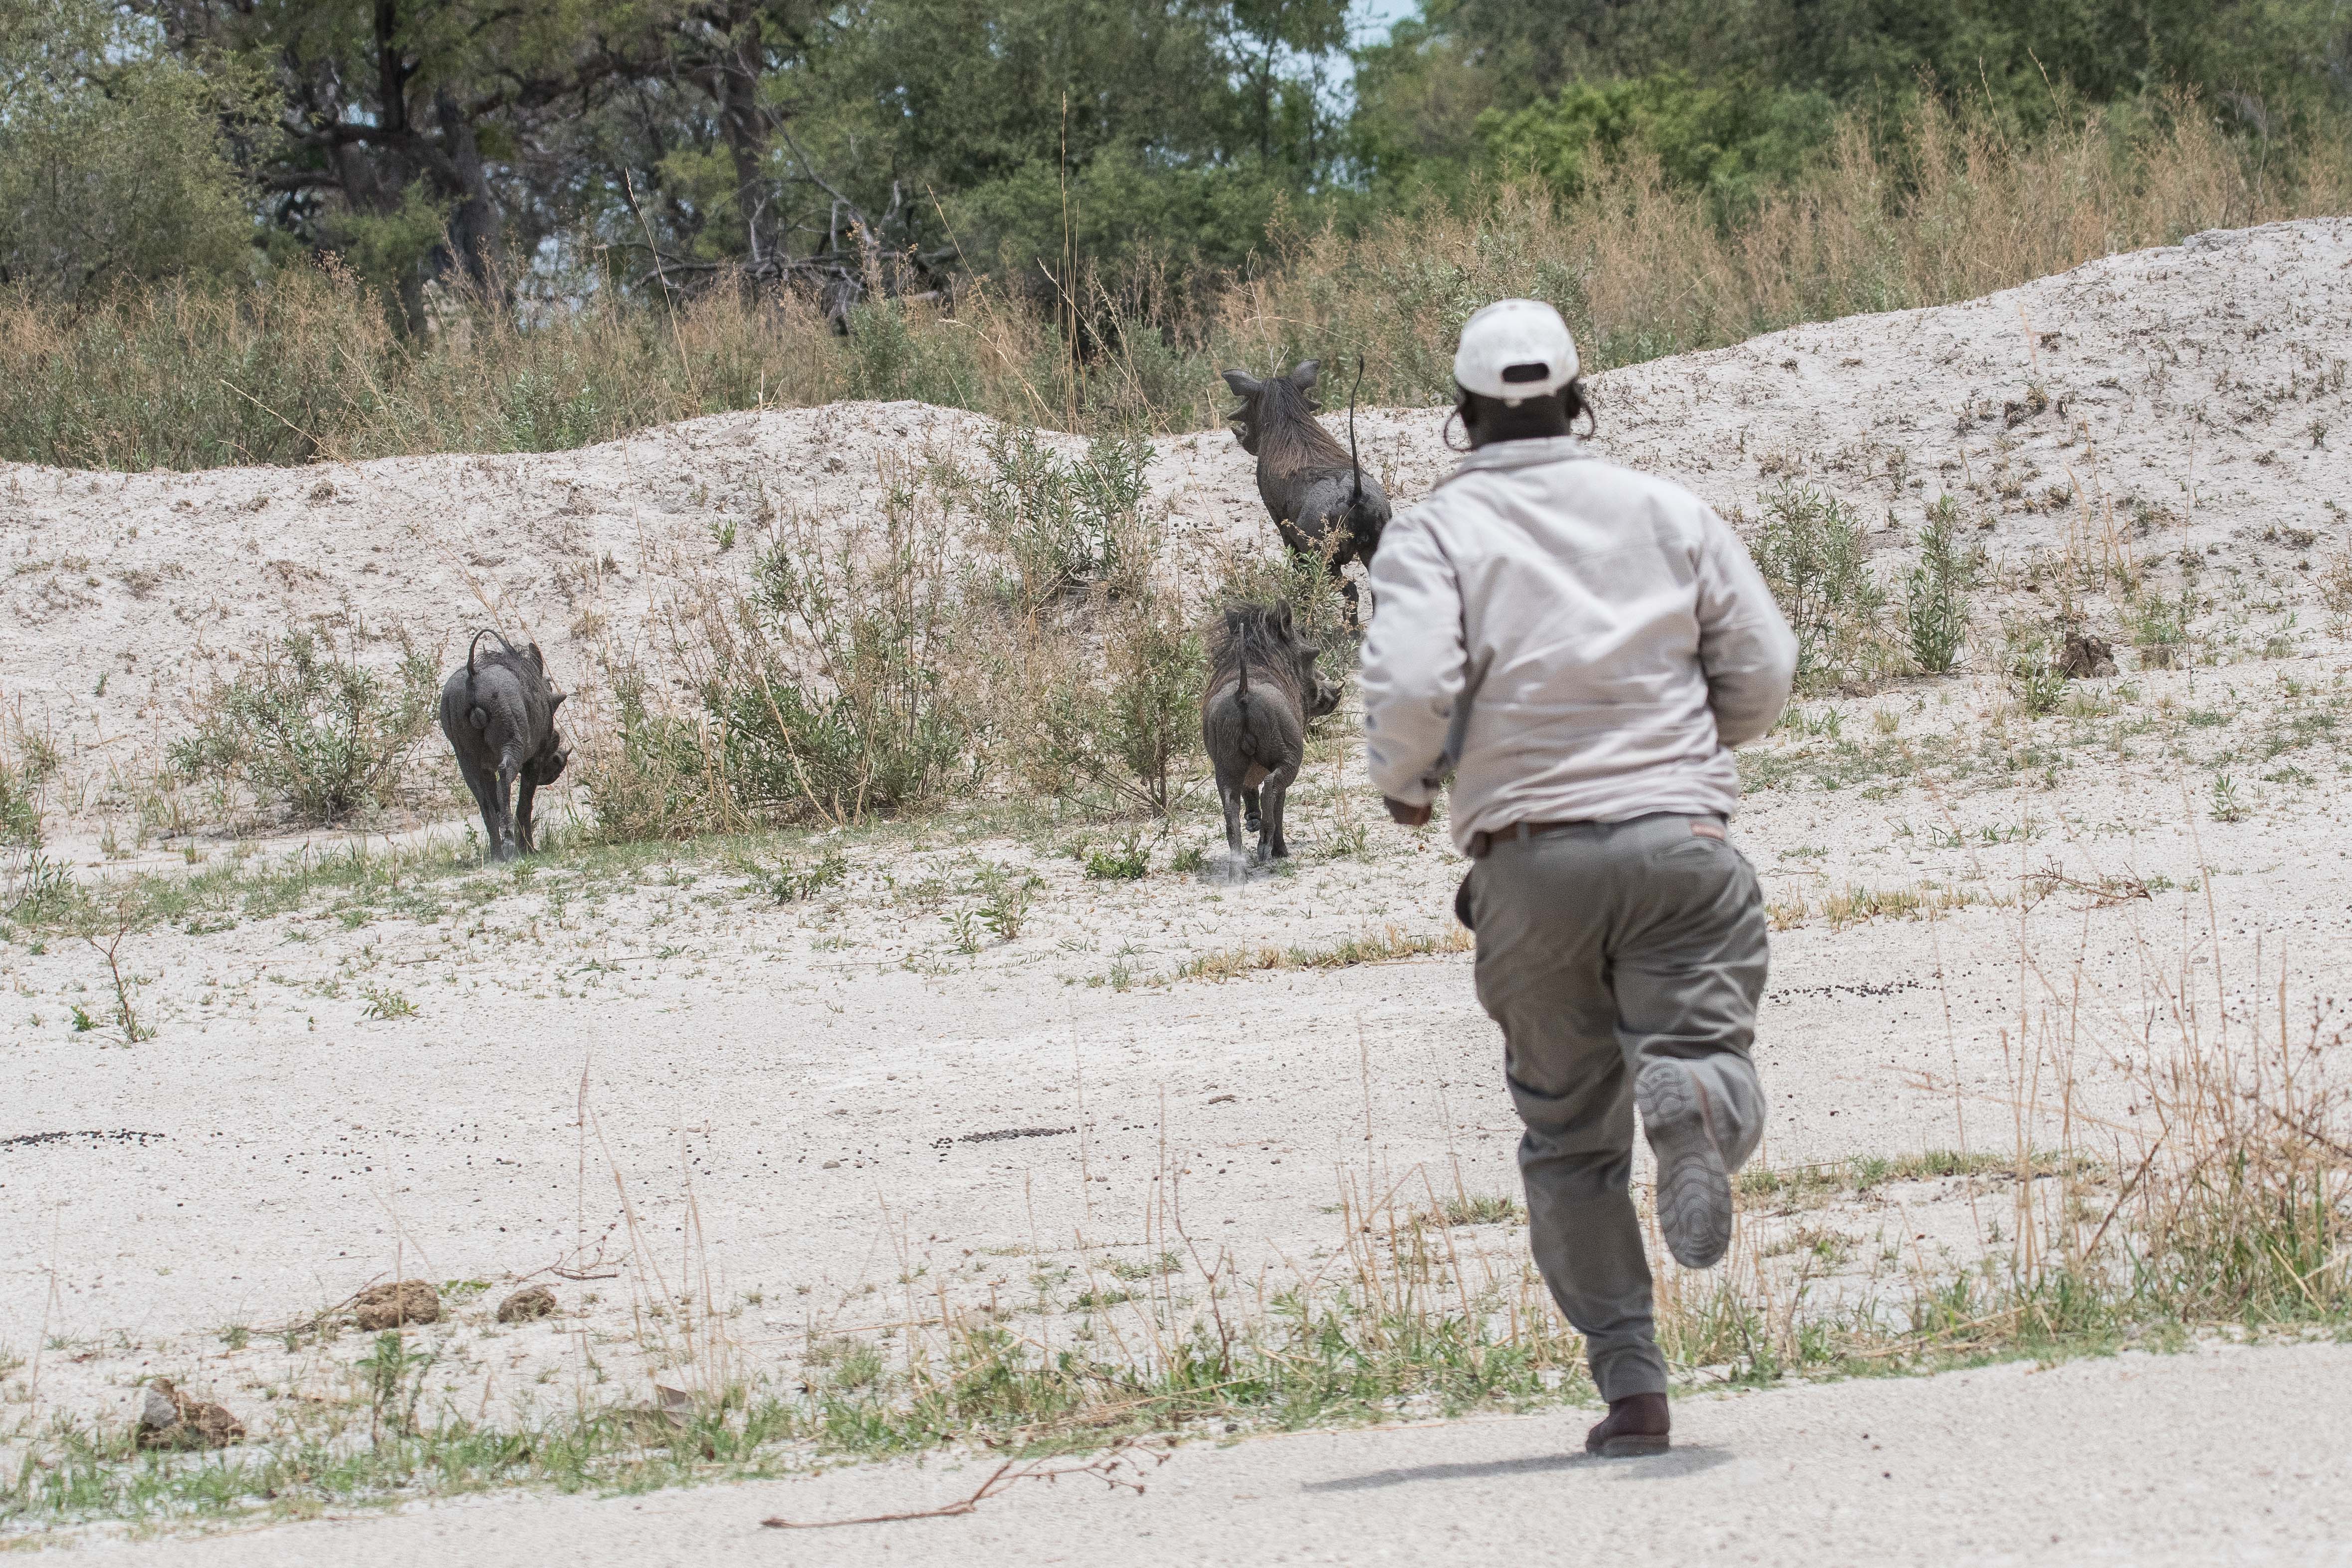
[1383,796,1432,827]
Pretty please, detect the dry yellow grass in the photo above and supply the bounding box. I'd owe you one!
[4,96,2343,470]
[1175,922,1473,982]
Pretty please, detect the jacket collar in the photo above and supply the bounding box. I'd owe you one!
[1436,434,1591,486]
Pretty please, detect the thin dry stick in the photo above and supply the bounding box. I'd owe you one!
[623,170,699,400]
[762,1440,1164,1530]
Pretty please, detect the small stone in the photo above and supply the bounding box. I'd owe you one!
[822,1159,841,1169]
[352,1279,442,1330]
[496,1286,557,1323]
[139,1382,180,1434]
[135,1377,244,1449]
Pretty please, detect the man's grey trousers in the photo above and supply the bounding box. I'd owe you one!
[1464,812,1769,1402]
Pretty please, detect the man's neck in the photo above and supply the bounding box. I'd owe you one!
[1469,414,1573,448]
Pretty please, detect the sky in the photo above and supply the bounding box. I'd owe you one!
[1357,0,1421,40]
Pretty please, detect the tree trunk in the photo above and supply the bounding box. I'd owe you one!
[434,88,498,290]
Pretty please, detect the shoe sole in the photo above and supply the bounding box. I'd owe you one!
[1593,1434,1671,1458]
[1636,1060,1733,1269]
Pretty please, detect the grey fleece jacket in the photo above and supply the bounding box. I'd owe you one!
[1358,436,1797,853]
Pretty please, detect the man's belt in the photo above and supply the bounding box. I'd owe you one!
[1466,815,1724,859]
[1465,819,1586,859]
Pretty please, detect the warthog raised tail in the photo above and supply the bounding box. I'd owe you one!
[439,631,569,861]
[1202,602,1339,863]
[1221,358,1392,621]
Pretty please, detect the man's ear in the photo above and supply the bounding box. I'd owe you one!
[1221,369,1262,399]
[1288,360,1320,390]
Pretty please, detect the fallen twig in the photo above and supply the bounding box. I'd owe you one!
[759,1441,1164,1529]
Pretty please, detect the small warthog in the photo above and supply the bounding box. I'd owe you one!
[1221,358,1392,620]
[1202,602,1340,862]
[439,632,569,861]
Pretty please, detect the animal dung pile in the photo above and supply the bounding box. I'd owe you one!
[135,1378,243,1449]
[495,1285,558,1323]
[351,1279,441,1330]
[2058,632,2120,678]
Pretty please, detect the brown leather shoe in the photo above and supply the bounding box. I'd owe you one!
[1584,1392,1671,1457]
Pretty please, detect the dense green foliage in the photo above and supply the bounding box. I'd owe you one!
[1357,0,2345,199]
[0,0,272,298]
[3,0,2342,313]
[0,0,2345,471]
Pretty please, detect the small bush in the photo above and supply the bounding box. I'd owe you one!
[0,760,41,849]
[2319,549,2352,625]
[5,851,72,920]
[2210,773,2246,822]
[951,427,1155,610]
[1003,587,1208,817]
[973,865,1044,941]
[1903,496,1977,674]
[1084,833,1150,880]
[2127,587,2193,668]
[712,480,971,825]
[171,629,438,823]
[766,851,848,902]
[2002,623,2070,715]
[360,985,417,1020]
[1747,482,1892,692]
[577,665,732,845]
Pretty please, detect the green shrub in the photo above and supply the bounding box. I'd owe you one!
[2127,587,2194,668]
[711,480,970,825]
[171,629,439,823]
[765,850,849,902]
[1479,71,1837,214]
[949,427,1155,609]
[971,863,1044,940]
[1084,833,1150,880]
[0,759,40,849]
[1903,496,1977,674]
[1014,589,1207,817]
[2002,623,2070,715]
[578,666,731,844]
[1747,482,1893,692]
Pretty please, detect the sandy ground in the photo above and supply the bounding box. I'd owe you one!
[4,218,2352,1547]
[4,216,2347,794]
[55,1341,2352,1567]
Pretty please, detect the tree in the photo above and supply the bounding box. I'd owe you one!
[134,1,827,313]
[0,0,269,300]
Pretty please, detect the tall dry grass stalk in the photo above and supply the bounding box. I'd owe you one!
[3,98,2343,471]
[1216,97,2350,400]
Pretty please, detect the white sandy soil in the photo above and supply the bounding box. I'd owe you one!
[59,1341,2352,1568]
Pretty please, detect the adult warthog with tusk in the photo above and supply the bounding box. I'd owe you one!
[439,631,569,861]
[1221,357,1392,622]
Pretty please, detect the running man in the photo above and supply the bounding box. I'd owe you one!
[1358,299,1797,1456]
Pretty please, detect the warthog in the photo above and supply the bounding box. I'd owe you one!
[1202,602,1340,862]
[439,631,569,861]
[1221,358,1392,621]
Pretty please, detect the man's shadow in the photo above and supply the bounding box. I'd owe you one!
[1301,1446,1733,1492]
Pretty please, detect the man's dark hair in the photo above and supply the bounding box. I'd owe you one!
[1451,378,1596,448]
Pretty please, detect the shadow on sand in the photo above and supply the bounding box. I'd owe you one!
[1300,1445,1734,1492]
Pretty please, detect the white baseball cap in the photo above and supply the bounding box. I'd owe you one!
[1452,299,1580,403]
